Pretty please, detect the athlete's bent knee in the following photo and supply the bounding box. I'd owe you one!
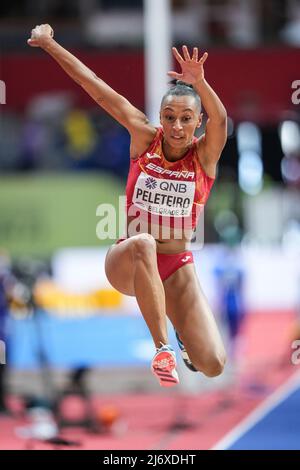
[193,350,226,377]
[132,234,156,260]
[202,352,226,377]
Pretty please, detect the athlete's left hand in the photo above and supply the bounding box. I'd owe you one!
[167,46,208,85]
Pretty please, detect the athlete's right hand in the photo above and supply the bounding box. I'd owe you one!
[27,24,54,48]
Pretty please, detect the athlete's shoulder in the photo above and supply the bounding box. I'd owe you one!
[130,127,161,160]
[194,134,217,180]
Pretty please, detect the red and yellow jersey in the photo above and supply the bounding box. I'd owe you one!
[125,127,215,230]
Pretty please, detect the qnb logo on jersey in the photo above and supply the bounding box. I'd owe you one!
[160,181,187,193]
[181,255,191,263]
[146,162,195,179]
[145,177,157,190]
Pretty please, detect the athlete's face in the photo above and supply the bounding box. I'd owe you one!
[160,95,202,149]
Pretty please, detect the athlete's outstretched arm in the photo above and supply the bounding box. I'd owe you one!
[168,46,227,169]
[27,24,150,133]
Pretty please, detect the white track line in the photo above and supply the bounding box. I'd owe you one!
[211,369,300,450]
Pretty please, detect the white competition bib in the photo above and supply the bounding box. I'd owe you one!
[132,172,195,217]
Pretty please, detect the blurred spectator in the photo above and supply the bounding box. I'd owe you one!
[98,122,130,179]
[214,246,245,363]
[0,113,22,171]
[19,118,50,171]
[213,210,246,366]
[63,109,98,169]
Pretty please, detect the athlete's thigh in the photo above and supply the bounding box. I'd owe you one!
[105,239,136,296]
[163,263,225,358]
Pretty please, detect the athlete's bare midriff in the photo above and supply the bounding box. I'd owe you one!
[126,216,193,254]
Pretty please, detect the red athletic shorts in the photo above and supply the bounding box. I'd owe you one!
[116,238,194,282]
[156,251,194,281]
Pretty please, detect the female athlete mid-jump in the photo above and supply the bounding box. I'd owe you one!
[28,24,227,387]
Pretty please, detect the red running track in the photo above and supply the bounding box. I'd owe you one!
[0,311,298,450]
